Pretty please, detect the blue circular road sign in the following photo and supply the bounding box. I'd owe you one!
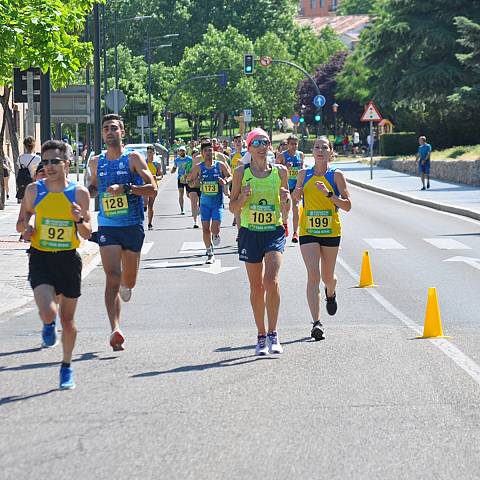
[313,95,326,108]
[291,114,300,123]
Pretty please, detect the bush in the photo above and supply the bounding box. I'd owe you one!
[379,132,418,156]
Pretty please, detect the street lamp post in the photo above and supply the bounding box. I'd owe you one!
[113,15,154,113]
[332,102,339,140]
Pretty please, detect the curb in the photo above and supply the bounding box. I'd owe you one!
[346,177,480,222]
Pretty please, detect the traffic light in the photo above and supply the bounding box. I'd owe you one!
[314,113,321,122]
[244,54,254,75]
[299,116,305,124]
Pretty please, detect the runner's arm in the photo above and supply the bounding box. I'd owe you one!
[73,185,93,240]
[229,166,249,214]
[331,170,352,212]
[292,169,307,202]
[128,151,157,197]
[277,165,291,207]
[20,183,38,240]
[86,156,99,198]
[187,163,200,182]
[219,161,232,185]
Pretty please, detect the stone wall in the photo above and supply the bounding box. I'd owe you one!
[373,158,480,186]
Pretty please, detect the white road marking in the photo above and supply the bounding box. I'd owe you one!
[424,238,471,250]
[179,241,206,253]
[82,252,102,279]
[338,255,480,386]
[189,259,239,275]
[144,260,206,269]
[13,307,34,317]
[141,241,154,256]
[444,256,480,271]
[364,238,406,250]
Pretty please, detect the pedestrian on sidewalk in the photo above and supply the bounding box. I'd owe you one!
[416,136,432,190]
[3,156,12,200]
[16,136,41,202]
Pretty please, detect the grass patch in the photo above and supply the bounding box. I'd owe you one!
[400,144,480,161]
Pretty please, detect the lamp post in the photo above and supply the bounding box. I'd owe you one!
[113,15,154,112]
[145,34,178,142]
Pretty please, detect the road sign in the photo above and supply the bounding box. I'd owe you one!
[137,115,149,128]
[360,101,382,122]
[243,109,252,122]
[218,71,228,87]
[13,68,41,103]
[313,95,326,108]
[291,114,300,124]
[259,56,272,67]
[105,89,126,112]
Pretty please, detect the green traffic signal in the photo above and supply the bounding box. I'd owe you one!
[314,114,321,122]
[299,116,305,123]
[244,54,254,75]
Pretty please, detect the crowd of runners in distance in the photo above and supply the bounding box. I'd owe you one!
[14,116,352,390]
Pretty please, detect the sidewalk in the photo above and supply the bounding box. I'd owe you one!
[0,174,99,317]
[336,160,480,221]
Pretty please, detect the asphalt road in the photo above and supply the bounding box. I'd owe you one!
[1,172,480,480]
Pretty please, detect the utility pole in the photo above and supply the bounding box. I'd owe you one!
[93,4,101,154]
[40,71,51,144]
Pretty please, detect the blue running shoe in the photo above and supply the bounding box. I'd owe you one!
[42,322,57,348]
[59,366,75,390]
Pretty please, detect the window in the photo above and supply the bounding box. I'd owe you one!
[330,0,337,11]
[310,0,316,9]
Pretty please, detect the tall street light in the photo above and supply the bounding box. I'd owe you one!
[145,34,178,142]
[113,14,155,112]
[332,102,339,139]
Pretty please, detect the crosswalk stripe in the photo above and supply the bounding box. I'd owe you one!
[179,241,206,254]
[141,242,154,256]
[423,238,471,250]
[363,238,406,250]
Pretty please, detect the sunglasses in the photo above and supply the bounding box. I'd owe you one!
[250,139,269,147]
[41,158,64,166]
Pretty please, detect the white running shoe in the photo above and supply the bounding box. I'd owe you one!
[255,335,269,356]
[212,234,221,247]
[267,331,283,354]
[206,252,215,264]
[119,285,132,302]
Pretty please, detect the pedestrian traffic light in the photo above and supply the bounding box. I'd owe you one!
[244,54,254,75]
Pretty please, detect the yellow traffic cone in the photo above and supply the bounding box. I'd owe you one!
[417,288,450,339]
[358,251,376,287]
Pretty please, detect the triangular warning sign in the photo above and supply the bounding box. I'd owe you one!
[360,101,382,122]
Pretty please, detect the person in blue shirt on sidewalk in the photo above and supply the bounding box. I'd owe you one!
[416,136,432,190]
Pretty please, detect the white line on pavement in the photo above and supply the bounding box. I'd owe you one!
[337,255,480,387]
[141,242,154,256]
[424,238,472,250]
[364,238,406,250]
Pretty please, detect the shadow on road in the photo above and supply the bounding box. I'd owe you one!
[214,337,312,353]
[131,355,277,378]
[0,389,58,406]
[0,347,43,358]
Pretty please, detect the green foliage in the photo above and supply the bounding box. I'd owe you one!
[0,0,100,88]
[338,0,377,15]
[379,132,417,156]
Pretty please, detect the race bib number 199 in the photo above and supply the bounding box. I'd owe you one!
[102,193,129,217]
[306,210,332,235]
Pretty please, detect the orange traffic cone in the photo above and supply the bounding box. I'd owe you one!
[417,288,449,339]
[358,251,376,288]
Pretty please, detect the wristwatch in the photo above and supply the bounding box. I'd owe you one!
[123,183,132,195]
[75,216,84,224]
[327,191,334,198]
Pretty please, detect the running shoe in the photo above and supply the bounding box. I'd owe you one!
[110,329,125,351]
[267,331,283,354]
[206,252,215,264]
[311,321,325,341]
[421,186,426,191]
[292,232,299,243]
[181,210,185,215]
[42,321,58,348]
[325,288,337,316]
[232,218,236,226]
[119,285,132,302]
[427,182,430,189]
[255,335,269,356]
[148,223,153,231]
[59,366,75,390]
[193,224,199,229]
[212,234,221,247]
[283,223,289,237]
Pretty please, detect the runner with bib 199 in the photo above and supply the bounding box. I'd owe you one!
[229,128,290,356]
[292,136,351,341]
[87,114,157,352]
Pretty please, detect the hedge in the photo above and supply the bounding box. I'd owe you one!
[379,132,418,156]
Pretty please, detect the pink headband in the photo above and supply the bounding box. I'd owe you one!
[246,128,270,148]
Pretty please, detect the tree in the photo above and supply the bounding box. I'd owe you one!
[297,51,363,133]
[337,0,377,15]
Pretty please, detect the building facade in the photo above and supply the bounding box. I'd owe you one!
[298,0,339,17]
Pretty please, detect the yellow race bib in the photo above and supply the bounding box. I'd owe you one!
[201,181,219,195]
[288,166,300,180]
[40,218,74,250]
[102,193,129,217]
[248,204,276,232]
[305,210,333,235]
